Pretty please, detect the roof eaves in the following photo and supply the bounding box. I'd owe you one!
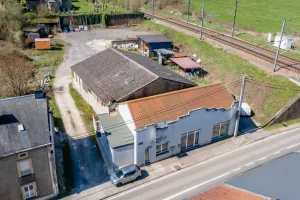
[0,142,51,158]
[120,83,223,105]
[224,184,273,199]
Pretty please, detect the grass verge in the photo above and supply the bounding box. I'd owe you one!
[69,84,96,134]
[139,20,299,125]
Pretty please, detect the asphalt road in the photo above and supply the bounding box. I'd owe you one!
[108,127,300,200]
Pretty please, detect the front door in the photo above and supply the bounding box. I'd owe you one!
[145,147,149,163]
[181,134,187,150]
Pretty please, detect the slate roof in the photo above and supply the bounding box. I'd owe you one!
[122,83,235,129]
[71,48,195,104]
[98,113,133,148]
[137,35,173,43]
[226,152,300,200]
[0,94,50,157]
[189,184,267,200]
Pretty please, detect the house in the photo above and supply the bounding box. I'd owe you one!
[71,48,196,115]
[188,184,268,200]
[225,152,300,199]
[25,0,70,11]
[26,0,43,10]
[190,152,300,200]
[138,35,173,56]
[0,92,58,199]
[96,83,238,168]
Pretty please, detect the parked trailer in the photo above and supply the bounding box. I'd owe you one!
[35,38,51,50]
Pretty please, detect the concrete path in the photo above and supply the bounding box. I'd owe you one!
[61,123,300,200]
[53,29,153,193]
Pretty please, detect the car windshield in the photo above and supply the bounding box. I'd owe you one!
[115,169,124,178]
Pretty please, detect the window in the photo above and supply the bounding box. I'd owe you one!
[17,159,33,177]
[212,121,230,138]
[156,143,168,155]
[181,129,201,150]
[22,183,36,199]
[18,152,28,159]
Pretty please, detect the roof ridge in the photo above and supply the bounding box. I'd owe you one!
[112,48,159,79]
[120,83,223,105]
[0,94,35,102]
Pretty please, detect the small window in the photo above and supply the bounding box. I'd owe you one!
[22,183,36,199]
[18,152,28,159]
[17,159,33,177]
[156,143,168,156]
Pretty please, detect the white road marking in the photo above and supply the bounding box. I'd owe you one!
[259,157,267,161]
[107,128,300,200]
[162,172,231,200]
[245,162,254,167]
[287,143,300,149]
[274,151,281,155]
[232,167,241,172]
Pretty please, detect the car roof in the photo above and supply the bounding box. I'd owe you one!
[121,164,137,173]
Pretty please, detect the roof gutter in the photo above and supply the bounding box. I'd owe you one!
[0,142,51,158]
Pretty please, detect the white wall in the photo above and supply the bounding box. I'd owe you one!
[111,145,134,168]
[134,105,238,166]
[72,73,109,114]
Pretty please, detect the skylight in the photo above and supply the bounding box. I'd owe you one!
[125,78,135,84]
[116,71,125,76]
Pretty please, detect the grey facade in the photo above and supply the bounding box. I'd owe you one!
[0,147,55,200]
[0,94,58,200]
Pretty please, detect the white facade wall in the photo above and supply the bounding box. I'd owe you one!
[72,72,109,114]
[133,106,238,166]
[110,144,134,168]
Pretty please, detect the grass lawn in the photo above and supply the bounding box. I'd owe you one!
[69,84,96,134]
[24,38,66,69]
[71,0,128,14]
[146,0,300,34]
[139,20,299,125]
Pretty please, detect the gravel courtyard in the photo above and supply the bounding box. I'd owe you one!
[53,29,150,193]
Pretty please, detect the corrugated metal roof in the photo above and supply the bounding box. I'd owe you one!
[137,35,173,43]
[170,57,202,69]
[189,184,267,200]
[124,83,235,129]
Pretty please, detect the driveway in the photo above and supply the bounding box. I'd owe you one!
[53,29,151,193]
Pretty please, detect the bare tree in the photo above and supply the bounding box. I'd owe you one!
[0,55,34,97]
[37,3,51,16]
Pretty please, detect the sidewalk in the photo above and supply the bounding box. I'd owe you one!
[62,123,300,200]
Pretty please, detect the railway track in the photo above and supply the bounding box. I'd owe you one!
[143,11,300,71]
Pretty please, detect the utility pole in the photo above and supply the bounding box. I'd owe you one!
[187,0,191,23]
[231,0,238,37]
[273,19,289,72]
[234,76,249,137]
[152,0,154,20]
[200,3,205,40]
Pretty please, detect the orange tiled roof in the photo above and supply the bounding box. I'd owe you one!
[124,83,235,129]
[189,184,268,200]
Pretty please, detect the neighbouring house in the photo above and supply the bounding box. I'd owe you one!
[31,18,61,35]
[225,152,300,199]
[138,35,173,57]
[96,83,238,168]
[26,0,70,11]
[188,184,268,200]
[0,92,58,200]
[71,48,196,115]
[191,152,300,200]
[26,0,43,10]
[169,57,207,79]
